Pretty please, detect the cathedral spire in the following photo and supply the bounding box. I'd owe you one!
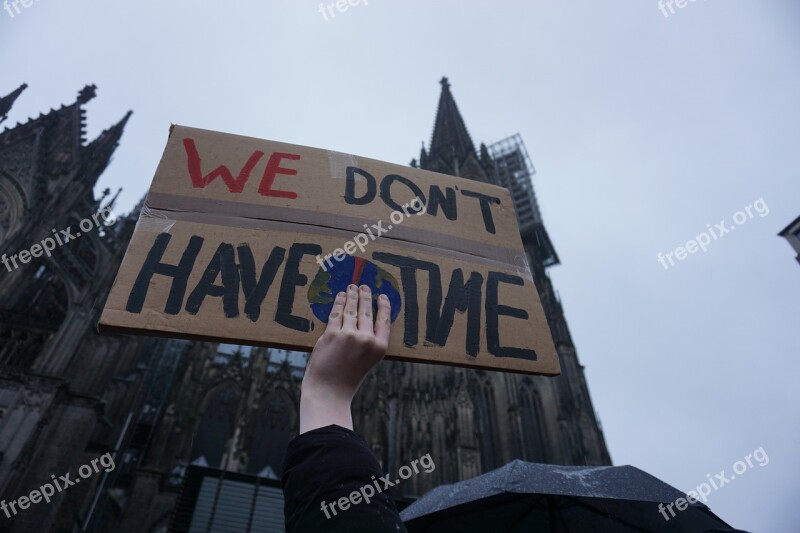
[88,110,132,153]
[77,84,98,104]
[103,187,122,213]
[428,77,476,171]
[80,110,133,189]
[0,83,28,125]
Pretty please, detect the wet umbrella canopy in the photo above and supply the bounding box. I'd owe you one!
[401,460,743,532]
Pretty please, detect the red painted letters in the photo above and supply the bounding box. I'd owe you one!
[258,153,300,199]
[183,138,265,193]
[183,138,300,199]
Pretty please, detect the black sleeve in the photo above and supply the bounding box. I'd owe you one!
[281,424,408,533]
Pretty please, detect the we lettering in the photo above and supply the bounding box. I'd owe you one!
[182,137,300,198]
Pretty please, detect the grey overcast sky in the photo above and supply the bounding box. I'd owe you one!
[3,0,799,530]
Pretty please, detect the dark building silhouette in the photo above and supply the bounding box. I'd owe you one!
[364,78,611,494]
[779,215,800,266]
[0,79,610,532]
[0,83,156,532]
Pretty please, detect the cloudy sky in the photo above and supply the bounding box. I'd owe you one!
[3,0,799,529]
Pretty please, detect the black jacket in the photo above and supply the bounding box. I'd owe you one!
[282,425,408,532]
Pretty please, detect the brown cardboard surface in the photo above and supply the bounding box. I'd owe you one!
[99,125,560,375]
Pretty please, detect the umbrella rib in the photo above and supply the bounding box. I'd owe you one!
[569,498,649,532]
[554,497,573,533]
[502,494,549,532]
[548,495,572,533]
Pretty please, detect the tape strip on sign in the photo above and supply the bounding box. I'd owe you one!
[144,193,531,273]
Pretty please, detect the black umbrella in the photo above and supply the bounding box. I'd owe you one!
[401,460,745,532]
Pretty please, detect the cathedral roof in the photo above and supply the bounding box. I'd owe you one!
[0,83,28,125]
[420,78,494,184]
[427,77,477,171]
[0,85,131,207]
[80,110,133,189]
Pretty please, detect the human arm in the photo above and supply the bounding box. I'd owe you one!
[282,284,407,532]
[299,284,391,434]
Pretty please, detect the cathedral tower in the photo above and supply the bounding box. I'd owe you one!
[354,78,611,499]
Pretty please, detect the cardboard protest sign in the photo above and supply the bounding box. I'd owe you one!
[99,125,560,375]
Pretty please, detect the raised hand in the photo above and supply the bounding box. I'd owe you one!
[299,284,392,434]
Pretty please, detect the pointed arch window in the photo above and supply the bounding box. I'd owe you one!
[0,176,24,244]
[0,260,69,369]
[191,384,239,468]
[247,392,293,476]
[473,384,498,471]
[519,388,548,463]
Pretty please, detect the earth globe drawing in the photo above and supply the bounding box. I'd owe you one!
[308,255,402,324]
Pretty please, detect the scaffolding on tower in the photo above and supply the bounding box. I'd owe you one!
[488,134,560,268]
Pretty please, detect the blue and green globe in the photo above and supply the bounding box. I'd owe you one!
[307,255,402,324]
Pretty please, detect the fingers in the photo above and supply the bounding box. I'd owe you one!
[357,285,374,333]
[342,284,359,331]
[373,293,391,348]
[326,291,346,332]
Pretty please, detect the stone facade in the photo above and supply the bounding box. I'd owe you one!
[0,83,154,532]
